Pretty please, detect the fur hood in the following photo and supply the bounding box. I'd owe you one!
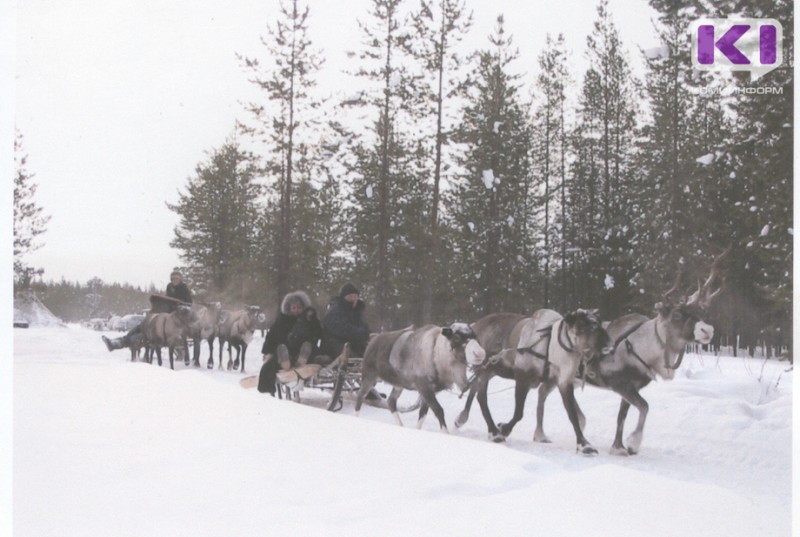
[280,290,312,315]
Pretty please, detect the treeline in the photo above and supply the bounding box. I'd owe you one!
[166,0,792,354]
[28,278,155,322]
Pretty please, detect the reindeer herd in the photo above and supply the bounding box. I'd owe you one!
[134,302,266,373]
[127,252,725,456]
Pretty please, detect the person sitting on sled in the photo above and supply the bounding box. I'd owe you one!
[102,270,193,352]
[320,282,370,358]
[257,290,322,395]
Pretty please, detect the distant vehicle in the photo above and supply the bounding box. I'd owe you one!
[85,318,108,331]
[120,314,145,331]
[107,315,125,331]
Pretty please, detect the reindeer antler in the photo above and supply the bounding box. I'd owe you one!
[663,267,684,305]
[687,247,729,307]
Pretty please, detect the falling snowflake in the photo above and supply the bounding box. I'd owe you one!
[604,274,615,290]
[760,225,769,237]
[366,185,373,199]
[482,169,495,189]
[696,153,714,165]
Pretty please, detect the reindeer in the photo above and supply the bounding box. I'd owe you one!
[494,309,613,454]
[355,324,486,432]
[217,306,265,373]
[534,253,726,455]
[184,302,223,368]
[452,313,526,430]
[140,305,198,370]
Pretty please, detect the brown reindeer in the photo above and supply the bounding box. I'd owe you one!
[494,309,613,454]
[355,323,486,432]
[140,305,198,370]
[217,306,265,373]
[185,302,223,368]
[454,312,526,430]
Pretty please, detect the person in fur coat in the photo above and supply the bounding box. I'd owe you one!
[257,290,316,395]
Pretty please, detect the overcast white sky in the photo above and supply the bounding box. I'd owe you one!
[12,0,661,289]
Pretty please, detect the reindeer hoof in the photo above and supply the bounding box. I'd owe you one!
[578,444,598,455]
[497,422,513,437]
[627,446,639,456]
[489,433,506,443]
[610,446,630,456]
[454,411,469,429]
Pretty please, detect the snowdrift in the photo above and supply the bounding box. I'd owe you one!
[13,325,793,537]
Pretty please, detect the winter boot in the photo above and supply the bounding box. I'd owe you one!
[277,344,292,370]
[297,342,312,366]
[101,335,126,352]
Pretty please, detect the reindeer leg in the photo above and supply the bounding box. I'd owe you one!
[620,389,648,455]
[232,344,242,370]
[559,383,597,455]
[240,343,247,373]
[534,380,557,443]
[226,342,233,371]
[498,374,532,438]
[475,371,503,441]
[418,389,448,433]
[416,401,429,429]
[610,399,632,456]
[455,375,479,429]
[192,336,201,367]
[169,347,175,370]
[207,337,215,369]
[354,369,378,417]
[155,347,163,367]
[386,386,405,426]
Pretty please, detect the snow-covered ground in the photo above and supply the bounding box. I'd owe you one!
[13,325,794,536]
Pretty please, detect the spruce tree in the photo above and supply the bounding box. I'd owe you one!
[167,141,261,303]
[341,0,425,328]
[532,34,570,309]
[406,0,472,322]
[568,0,638,316]
[450,15,534,316]
[238,0,323,300]
[13,130,50,285]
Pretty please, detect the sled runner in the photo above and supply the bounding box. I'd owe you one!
[241,351,420,414]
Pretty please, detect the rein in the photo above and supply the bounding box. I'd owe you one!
[624,339,657,381]
[515,324,553,359]
[557,320,575,353]
[623,319,686,379]
[654,319,687,370]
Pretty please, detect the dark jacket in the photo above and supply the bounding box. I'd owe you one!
[261,314,297,356]
[321,296,369,357]
[258,290,313,397]
[166,282,192,304]
[287,307,322,356]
